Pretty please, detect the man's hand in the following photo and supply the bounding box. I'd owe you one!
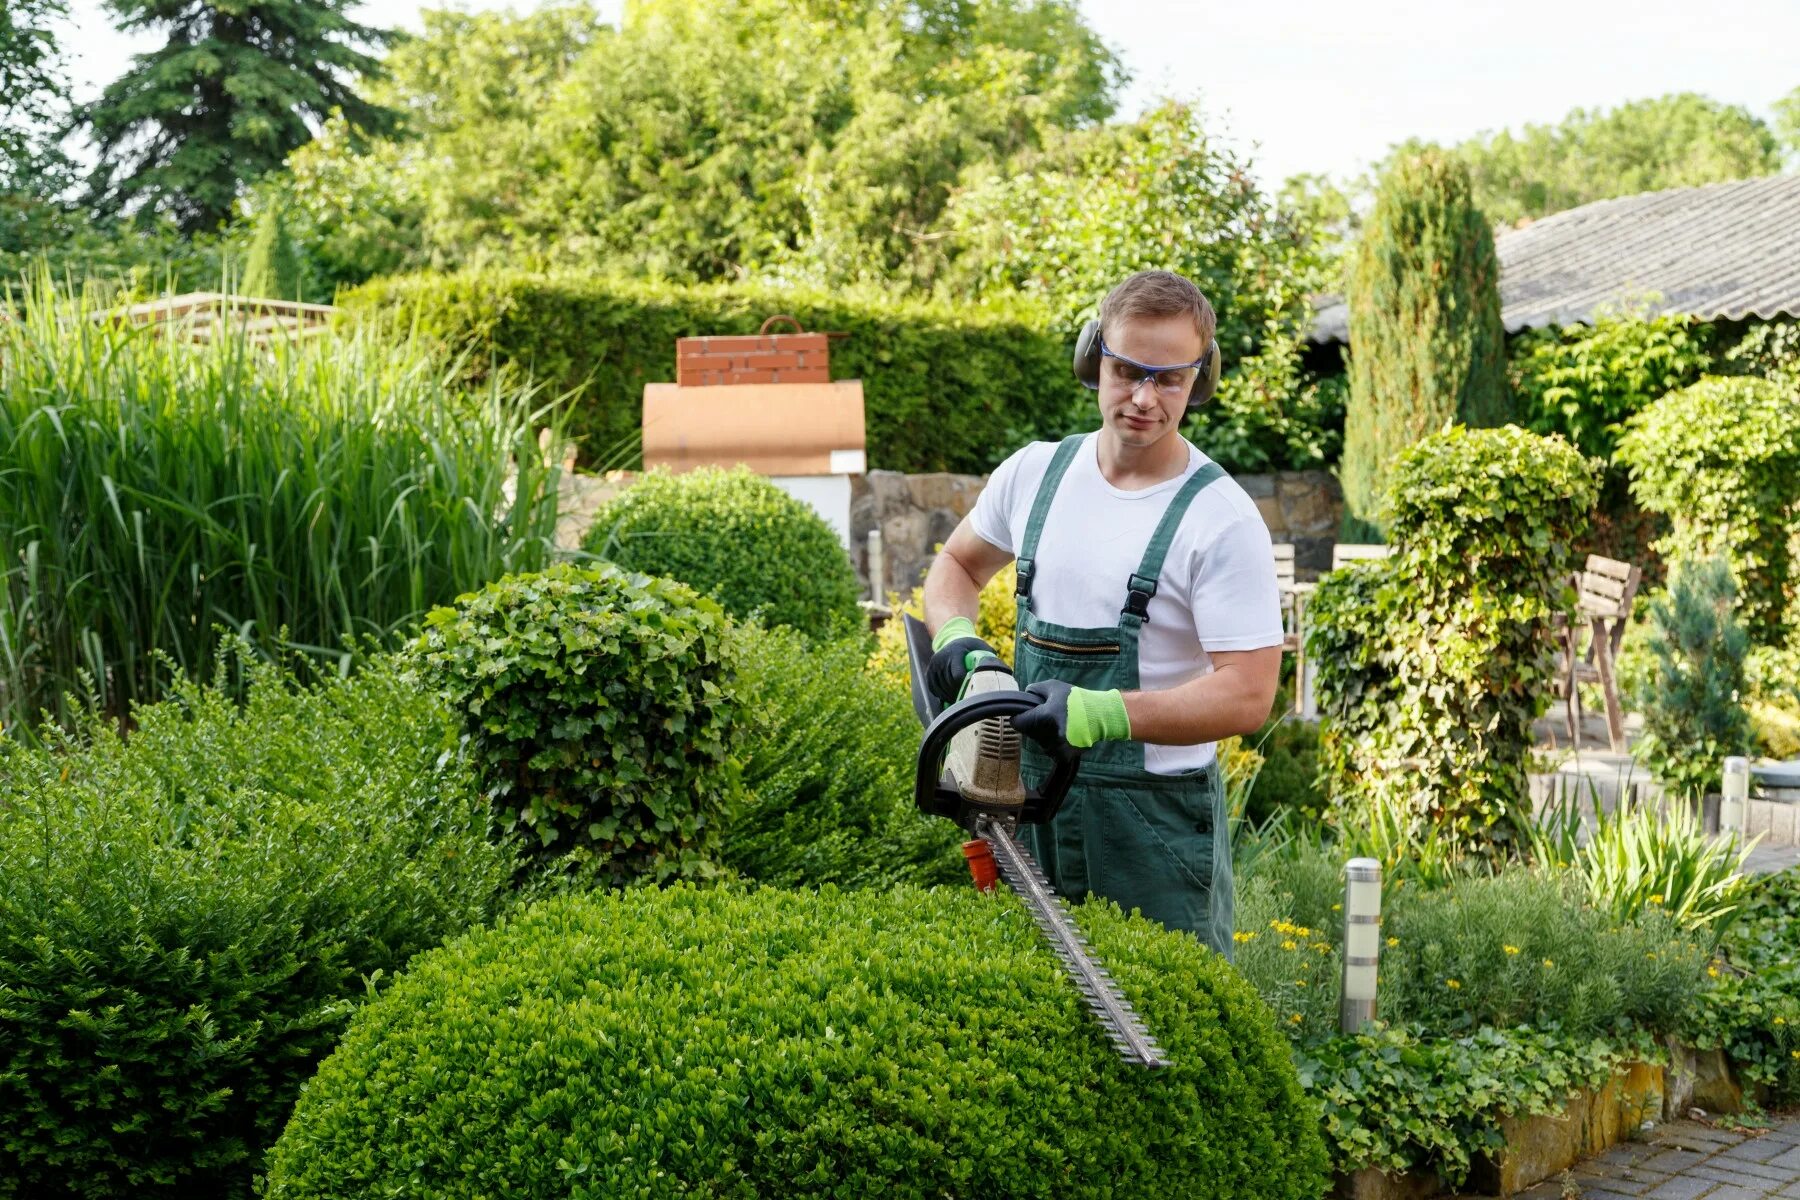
[926,615,1001,704]
[1013,680,1131,758]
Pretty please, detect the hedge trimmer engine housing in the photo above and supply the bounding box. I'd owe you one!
[903,614,1168,1069]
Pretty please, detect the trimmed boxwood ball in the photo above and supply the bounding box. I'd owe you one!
[411,561,741,886]
[264,886,1328,1199]
[583,465,863,633]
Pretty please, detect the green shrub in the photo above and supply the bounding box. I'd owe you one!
[1685,866,1800,1103]
[1340,149,1511,533]
[584,467,862,633]
[411,562,742,887]
[1629,558,1754,801]
[1378,871,1706,1040]
[340,269,1077,473]
[1310,425,1600,859]
[1616,374,1800,643]
[1242,715,1326,829]
[263,885,1330,1200]
[1508,302,1713,461]
[0,651,513,1198]
[725,623,962,889]
[0,279,561,735]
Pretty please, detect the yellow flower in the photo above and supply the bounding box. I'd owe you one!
[1774,1017,1786,1026]
[1332,904,1343,912]
[1290,1013,1304,1024]
[1542,959,1555,969]
[1295,980,1309,988]
[1503,945,1520,956]
[1708,966,1721,979]
[1445,978,1462,990]
[1649,894,1664,905]
[1281,940,1298,951]
[1386,936,1399,948]
[1313,942,1332,954]
[1792,1050,1800,1060]
[1233,930,1258,944]
[1646,952,1657,960]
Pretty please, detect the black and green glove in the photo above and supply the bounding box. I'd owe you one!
[1012,679,1131,759]
[926,616,1001,705]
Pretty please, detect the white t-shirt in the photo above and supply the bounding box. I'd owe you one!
[969,433,1283,774]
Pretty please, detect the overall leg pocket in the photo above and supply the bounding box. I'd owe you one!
[1096,785,1213,936]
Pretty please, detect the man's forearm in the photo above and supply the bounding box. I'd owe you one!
[1119,651,1281,745]
[922,551,983,638]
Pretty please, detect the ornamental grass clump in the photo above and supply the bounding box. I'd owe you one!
[411,562,742,886]
[0,649,514,1198]
[0,278,561,735]
[583,465,862,633]
[263,885,1329,1200]
[725,622,963,888]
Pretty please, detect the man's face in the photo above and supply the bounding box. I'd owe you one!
[1097,312,1206,448]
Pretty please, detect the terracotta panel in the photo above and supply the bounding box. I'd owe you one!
[643,380,865,476]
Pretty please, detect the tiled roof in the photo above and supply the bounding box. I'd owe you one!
[1309,174,1800,343]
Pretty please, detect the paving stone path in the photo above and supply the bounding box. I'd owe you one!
[1507,1117,1800,1200]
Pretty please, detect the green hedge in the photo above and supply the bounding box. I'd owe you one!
[585,466,862,633]
[340,270,1080,473]
[265,885,1329,1199]
[0,651,514,1198]
[725,623,963,889]
[411,563,742,888]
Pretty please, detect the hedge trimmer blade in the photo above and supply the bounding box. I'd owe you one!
[975,814,1171,1070]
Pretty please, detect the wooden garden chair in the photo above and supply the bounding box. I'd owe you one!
[1552,553,1643,753]
[1331,542,1392,571]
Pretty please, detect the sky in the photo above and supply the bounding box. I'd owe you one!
[51,0,1800,189]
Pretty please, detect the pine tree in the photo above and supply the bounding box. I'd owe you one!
[1340,150,1510,535]
[241,201,304,299]
[1632,557,1753,801]
[81,0,397,233]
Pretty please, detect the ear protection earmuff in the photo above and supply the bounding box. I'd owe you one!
[1072,318,1222,411]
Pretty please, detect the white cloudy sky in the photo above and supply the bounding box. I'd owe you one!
[53,0,1800,188]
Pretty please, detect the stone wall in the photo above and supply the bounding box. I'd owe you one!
[850,468,1345,598]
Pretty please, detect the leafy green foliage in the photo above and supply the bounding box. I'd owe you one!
[1685,867,1800,1104]
[80,0,398,233]
[240,199,305,300]
[1628,558,1755,800]
[584,467,862,634]
[724,623,963,888]
[1240,715,1326,829]
[1508,303,1713,461]
[0,280,561,735]
[0,0,69,195]
[1187,330,1348,474]
[1617,375,1800,643]
[1311,425,1599,859]
[341,269,1075,473]
[0,650,514,1198]
[412,563,742,887]
[263,885,1329,1199]
[1296,1025,1654,1185]
[1385,93,1782,228]
[1341,151,1511,531]
[279,0,1118,288]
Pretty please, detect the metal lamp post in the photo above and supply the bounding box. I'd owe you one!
[1339,857,1382,1034]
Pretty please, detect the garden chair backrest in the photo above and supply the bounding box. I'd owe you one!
[1331,542,1391,571]
[1272,542,1296,594]
[1574,553,1641,622]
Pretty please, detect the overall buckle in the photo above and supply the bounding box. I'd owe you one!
[1122,572,1158,621]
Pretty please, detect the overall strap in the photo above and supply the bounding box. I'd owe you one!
[1015,436,1086,604]
[1122,462,1227,623]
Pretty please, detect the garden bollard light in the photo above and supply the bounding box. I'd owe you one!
[1340,857,1381,1034]
[867,529,885,605]
[1720,756,1749,842]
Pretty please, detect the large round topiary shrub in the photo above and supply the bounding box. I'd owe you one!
[265,886,1328,1200]
[411,561,742,886]
[583,466,863,632]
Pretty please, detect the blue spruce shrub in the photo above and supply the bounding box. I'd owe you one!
[265,886,1328,1199]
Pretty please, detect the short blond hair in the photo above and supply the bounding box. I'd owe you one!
[1099,270,1217,347]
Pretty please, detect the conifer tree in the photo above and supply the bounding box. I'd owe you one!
[1340,150,1510,534]
[81,0,397,233]
[241,201,305,300]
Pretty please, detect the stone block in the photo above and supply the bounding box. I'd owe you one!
[1770,801,1798,847]
[1278,470,1345,535]
[1237,472,1276,498]
[865,470,917,521]
[1746,799,1774,841]
[1255,495,1287,535]
[1330,1166,1440,1200]
[1470,1062,1665,1196]
[1687,1045,1744,1116]
[1294,536,1334,578]
[905,471,986,516]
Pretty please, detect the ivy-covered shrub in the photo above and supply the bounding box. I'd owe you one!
[584,466,862,633]
[725,623,962,888]
[1629,558,1754,801]
[0,651,513,1198]
[1616,375,1800,643]
[263,886,1329,1200]
[1508,303,1712,461]
[411,562,742,886]
[340,270,1077,473]
[1339,150,1511,534]
[1310,425,1599,858]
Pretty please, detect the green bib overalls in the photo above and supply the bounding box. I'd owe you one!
[1013,435,1236,959]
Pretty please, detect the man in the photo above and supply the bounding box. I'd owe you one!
[921,269,1282,957]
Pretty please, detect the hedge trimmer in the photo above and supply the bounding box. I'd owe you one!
[903,614,1169,1069]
